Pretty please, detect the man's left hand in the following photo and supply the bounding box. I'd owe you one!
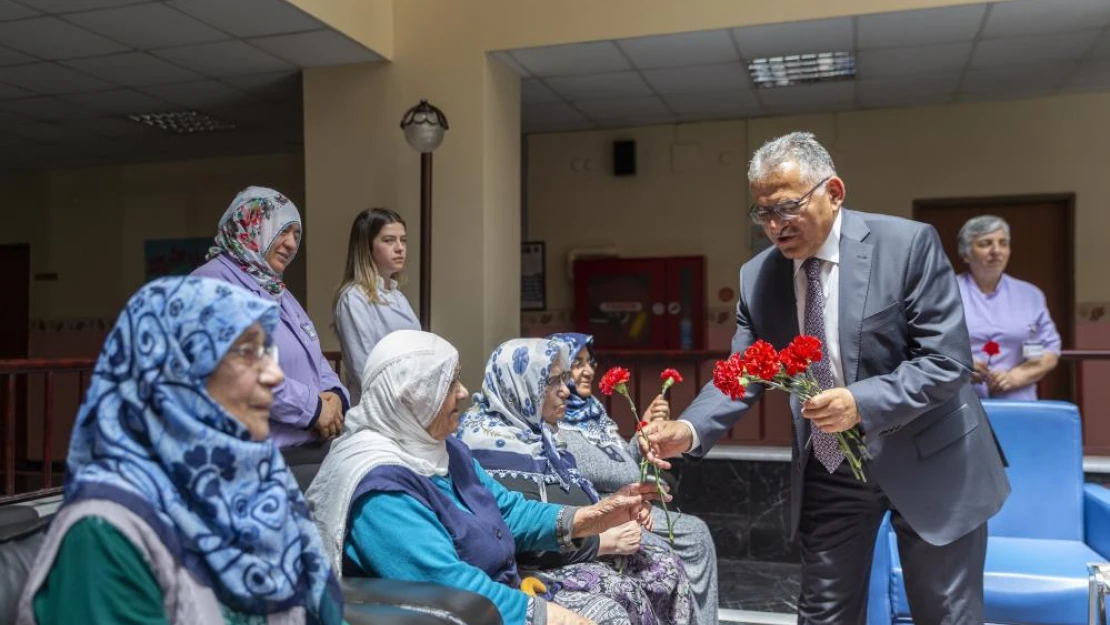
[801,388,861,433]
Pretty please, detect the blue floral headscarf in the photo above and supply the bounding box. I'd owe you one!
[547,333,631,462]
[455,338,599,501]
[64,276,341,624]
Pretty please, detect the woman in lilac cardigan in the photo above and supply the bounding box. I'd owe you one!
[193,186,349,457]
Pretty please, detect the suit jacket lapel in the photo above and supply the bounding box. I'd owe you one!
[838,210,873,385]
[771,252,799,342]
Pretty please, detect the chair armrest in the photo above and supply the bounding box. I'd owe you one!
[345,603,476,625]
[1084,483,1110,560]
[341,577,503,625]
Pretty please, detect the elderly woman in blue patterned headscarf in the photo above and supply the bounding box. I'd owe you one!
[18,276,342,625]
[457,338,696,625]
[549,333,718,625]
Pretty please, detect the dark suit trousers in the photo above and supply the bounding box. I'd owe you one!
[796,453,987,625]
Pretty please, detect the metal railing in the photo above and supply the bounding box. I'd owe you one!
[1,349,1107,504]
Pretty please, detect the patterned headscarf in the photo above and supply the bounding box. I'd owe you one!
[64,276,341,624]
[208,186,302,297]
[547,333,631,461]
[456,338,599,501]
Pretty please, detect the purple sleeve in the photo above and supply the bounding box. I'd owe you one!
[1033,291,1062,354]
[271,375,323,430]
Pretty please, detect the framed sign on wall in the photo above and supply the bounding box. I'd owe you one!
[521,241,546,311]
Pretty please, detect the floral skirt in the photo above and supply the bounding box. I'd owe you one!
[543,532,694,625]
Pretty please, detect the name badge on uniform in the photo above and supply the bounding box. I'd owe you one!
[301,322,319,341]
[1022,341,1045,360]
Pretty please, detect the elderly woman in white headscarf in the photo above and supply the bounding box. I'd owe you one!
[306,330,665,625]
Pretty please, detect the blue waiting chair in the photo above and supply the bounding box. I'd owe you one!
[867,400,1110,625]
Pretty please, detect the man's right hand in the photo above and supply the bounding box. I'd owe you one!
[637,420,693,469]
[313,393,344,439]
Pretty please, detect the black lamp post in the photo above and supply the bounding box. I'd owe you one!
[400,99,449,331]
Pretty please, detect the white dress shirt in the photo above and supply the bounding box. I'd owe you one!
[680,210,845,452]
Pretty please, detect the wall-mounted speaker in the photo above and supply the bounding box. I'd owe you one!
[613,140,636,177]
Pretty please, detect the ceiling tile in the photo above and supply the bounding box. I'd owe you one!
[0,81,34,99]
[733,18,852,60]
[0,45,36,66]
[141,80,255,109]
[0,109,29,124]
[1062,58,1110,90]
[0,16,129,59]
[545,71,651,101]
[0,62,113,94]
[1088,30,1110,59]
[961,62,1072,92]
[857,72,962,101]
[59,116,163,138]
[971,31,1100,69]
[757,81,856,107]
[64,3,229,49]
[766,98,856,117]
[5,120,79,142]
[595,113,677,129]
[166,0,323,38]
[64,88,176,114]
[0,1,39,20]
[857,4,987,49]
[221,72,301,101]
[860,93,954,109]
[0,95,101,120]
[524,119,597,134]
[249,30,380,67]
[957,88,1060,104]
[16,0,146,12]
[153,41,296,77]
[509,42,630,77]
[662,90,761,115]
[489,51,529,77]
[854,43,972,79]
[574,96,670,120]
[983,0,1110,38]
[64,52,202,87]
[521,79,561,104]
[642,63,751,94]
[522,102,588,125]
[617,30,739,69]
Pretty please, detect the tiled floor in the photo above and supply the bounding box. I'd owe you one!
[718,558,800,614]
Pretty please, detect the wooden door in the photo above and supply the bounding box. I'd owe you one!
[0,244,29,493]
[914,196,1074,402]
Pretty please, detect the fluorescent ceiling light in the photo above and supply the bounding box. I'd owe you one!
[127,111,236,134]
[748,52,856,88]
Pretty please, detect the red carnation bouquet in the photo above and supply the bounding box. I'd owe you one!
[712,335,870,482]
[598,366,682,544]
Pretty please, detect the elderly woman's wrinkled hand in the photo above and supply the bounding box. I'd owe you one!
[547,602,597,625]
[571,482,667,537]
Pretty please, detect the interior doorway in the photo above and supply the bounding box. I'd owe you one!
[914,195,1074,402]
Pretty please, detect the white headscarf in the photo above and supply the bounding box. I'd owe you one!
[306,329,459,576]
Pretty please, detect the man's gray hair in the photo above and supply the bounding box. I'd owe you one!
[957,215,1011,258]
[748,131,837,186]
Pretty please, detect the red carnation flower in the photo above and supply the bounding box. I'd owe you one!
[599,367,631,396]
[788,335,823,363]
[660,368,683,385]
[712,354,747,401]
[982,340,1000,358]
[743,340,781,381]
[637,420,648,431]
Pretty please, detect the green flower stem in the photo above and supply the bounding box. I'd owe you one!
[618,386,675,546]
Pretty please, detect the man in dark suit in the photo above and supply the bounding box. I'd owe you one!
[642,132,1010,624]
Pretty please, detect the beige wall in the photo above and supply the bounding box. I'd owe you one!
[527,92,1110,332]
[0,153,306,325]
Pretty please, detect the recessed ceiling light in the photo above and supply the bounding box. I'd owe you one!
[127,111,236,134]
[748,52,856,88]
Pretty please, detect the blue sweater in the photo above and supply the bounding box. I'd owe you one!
[345,459,562,625]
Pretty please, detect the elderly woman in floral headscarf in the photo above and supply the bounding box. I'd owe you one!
[549,333,718,625]
[307,330,665,625]
[193,186,348,456]
[457,338,696,625]
[18,276,342,625]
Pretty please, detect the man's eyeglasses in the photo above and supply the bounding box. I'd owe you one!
[545,371,573,390]
[748,176,831,226]
[230,344,279,367]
